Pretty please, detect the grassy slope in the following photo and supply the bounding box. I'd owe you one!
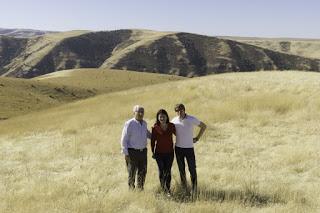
[0,71,319,212]
[35,67,183,93]
[100,29,174,68]
[221,37,320,59]
[2,31,89,77]
[0,68,184,119]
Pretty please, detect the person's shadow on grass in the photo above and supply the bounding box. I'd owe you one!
[166,185,286,206]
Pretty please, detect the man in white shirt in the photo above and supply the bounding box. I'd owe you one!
[171,103,207,196]
[121,105,150,190]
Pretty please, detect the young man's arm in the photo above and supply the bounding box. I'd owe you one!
[193,121,207,143]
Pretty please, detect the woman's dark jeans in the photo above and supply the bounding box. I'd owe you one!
[155,152,174,192]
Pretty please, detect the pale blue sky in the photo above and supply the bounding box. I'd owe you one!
[1,0,319,38]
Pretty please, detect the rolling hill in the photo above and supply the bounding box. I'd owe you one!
[0,30,89,77]
[0,28,56,38]
[0,68,184,119]
[1,29,320,78]
[0,71,319,212]
[221,36,320,60]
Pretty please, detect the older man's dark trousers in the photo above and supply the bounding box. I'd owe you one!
[175,146,197,193]
[126,148,147,190]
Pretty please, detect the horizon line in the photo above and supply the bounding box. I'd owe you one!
[1,26,320,40]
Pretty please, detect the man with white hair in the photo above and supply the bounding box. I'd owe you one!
[121,105,150,190]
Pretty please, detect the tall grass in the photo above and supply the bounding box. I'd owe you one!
[0,71,319,212]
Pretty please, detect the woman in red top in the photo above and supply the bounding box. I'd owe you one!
[151,109,176,195]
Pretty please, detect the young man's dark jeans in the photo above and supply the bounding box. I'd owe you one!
[175,146,197,193]
[126,148,147,190]
[155,152,174,192]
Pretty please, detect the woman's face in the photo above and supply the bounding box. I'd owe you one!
[158,113,167,124]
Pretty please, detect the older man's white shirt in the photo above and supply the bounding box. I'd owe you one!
[121,118,148,155]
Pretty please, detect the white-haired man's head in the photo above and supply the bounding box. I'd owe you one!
[133,105,144,121]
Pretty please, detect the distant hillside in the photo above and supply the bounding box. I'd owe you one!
[0,30,90,77]
[220,36,320,60]
[0,68,184,119]
[1,29,320,78]
[0,28,56,38]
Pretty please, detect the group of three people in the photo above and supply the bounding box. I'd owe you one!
[120,103,207,196]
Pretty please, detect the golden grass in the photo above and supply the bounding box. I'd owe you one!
[0,71,319,212]
[35,68,183,93]
[0,68,184,119]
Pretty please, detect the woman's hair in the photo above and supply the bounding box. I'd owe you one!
[156,109,170,124]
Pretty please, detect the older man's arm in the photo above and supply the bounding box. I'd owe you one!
[120,122,130,159]
[147,129,151,139]
[193,121,207,143]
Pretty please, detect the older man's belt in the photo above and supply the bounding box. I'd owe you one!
[128,148,147,152]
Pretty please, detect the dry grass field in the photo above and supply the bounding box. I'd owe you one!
[0,71,319,212]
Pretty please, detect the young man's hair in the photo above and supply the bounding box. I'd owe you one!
[174,103,185,112]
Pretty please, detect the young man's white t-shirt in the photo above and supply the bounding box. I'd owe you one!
[171,114,201,148]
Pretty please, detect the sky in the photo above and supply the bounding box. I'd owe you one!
[0,0,319,38]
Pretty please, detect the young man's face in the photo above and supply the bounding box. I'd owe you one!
[176,108,186,118]
[134,108,144,121]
